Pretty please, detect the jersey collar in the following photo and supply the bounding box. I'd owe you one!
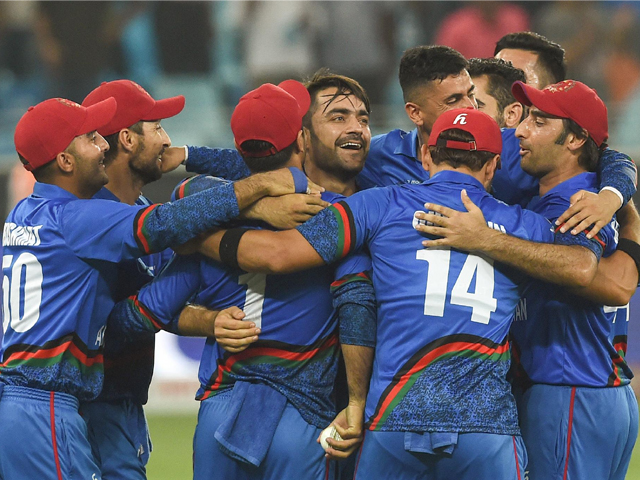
[32,182,79,200]
[541,172,597,199]
[426,170,486,191]
[394,128,421,162]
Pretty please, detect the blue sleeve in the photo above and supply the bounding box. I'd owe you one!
[186,146,250,180]
[135,254,203,332]
[296,188,390,263]
[171,174,232,201]
[61,181,240,261]
[553,229,605,260]
[598,148,638,206]
[331,253,376,347]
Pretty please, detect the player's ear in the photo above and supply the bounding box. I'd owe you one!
[118,128,137,153]
[55,150,75,173]
[421,144,432,172]
[503,102,524,129]
[405,102,424,127]
[295,129,305,154]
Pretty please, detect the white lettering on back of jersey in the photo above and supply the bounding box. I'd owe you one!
[513,298,527,322]
[487,221,507,233]
[3,223,42,247]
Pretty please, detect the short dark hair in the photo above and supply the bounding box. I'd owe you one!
[399,45,468,103]
[102,121,144,163]
[302,68,370,128]
[238,140,296,173]
[18,153,56,182]
[428,128,495,171]
[467,58,526,115]
[554,119,602,172]
[494,32,566,85]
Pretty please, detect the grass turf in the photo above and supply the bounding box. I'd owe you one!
[146,412,640,479]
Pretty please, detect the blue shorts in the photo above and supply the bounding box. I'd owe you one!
[516,383,638,480]
[353,431,526,480]
[0,385,101,480]
[193,391,337,480]
[81,399,151,480]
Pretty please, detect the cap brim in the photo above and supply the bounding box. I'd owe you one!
[278,80,311,116]
[511,81,565,118]
[79,97,118,136]
[142,95,186,121]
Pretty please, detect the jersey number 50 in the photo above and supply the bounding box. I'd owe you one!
[416,249,497,324]
[2,253,43,333]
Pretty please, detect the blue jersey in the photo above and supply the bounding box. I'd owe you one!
[122,190,373,428]
[358,127,636,205]
[1,181,240,400]
[92,188,171,405]
[510,173,633,388]
[297,171,554,435]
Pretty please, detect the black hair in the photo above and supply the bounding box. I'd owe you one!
[102,120,144,163]
[18,153,56,181]
[494,32,566,86]
[239,140,296,173]
[428,128,496,171]
[554,118,602,172]
[467,57,526,116]
[303,68,371,128]
[399,45,468,103]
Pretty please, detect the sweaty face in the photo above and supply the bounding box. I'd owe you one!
[68,131,110,196]
[417,70,477,135]
[496,49,545,89]
[515,107,566,178]
[470,74,505,128]
[307,87,371,179]
[130,121,171,184]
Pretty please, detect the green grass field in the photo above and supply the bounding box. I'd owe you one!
[146,413,640,480]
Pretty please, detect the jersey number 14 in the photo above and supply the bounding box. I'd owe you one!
[416,249,497,324]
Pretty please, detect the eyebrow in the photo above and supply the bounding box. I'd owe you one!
[530,108,562,120]
[324,107,370,117]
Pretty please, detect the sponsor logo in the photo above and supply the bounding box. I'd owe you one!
[453,113,468,125]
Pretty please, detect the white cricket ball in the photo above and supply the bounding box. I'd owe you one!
[320,425,343,451]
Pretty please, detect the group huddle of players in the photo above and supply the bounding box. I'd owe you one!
[1,30,639,480]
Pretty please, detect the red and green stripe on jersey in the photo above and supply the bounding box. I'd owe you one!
[329,202,357,261]
[173,176,198,200]
[609,335,631,387]
[125,295,165,332]
[197,333,338,401]
[330,271,372,292]
[0,332,103,376]
[366,333,510,430]
[133,204,161,254]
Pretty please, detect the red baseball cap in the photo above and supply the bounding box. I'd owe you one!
[82,79,185,136]
[511,80,608,147]
[231,80,311,157]
[428,108,502,155]
[14,97,117,171]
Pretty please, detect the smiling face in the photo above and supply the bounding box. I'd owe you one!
[130,120,171,184]
[515,107,566,178]
[307,87,371,179]
[67,130,110,195]
[412,71,478,136]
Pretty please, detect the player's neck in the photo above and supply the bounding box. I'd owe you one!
[105,156,145,205]
[538,157,587,196]
[304,160,358,197]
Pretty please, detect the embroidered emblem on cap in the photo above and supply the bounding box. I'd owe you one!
[56,98,82,108]
[544,80,576,93]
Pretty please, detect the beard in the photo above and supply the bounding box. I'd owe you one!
[130,140,163,184]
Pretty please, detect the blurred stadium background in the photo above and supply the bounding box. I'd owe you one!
[2,1,640,478]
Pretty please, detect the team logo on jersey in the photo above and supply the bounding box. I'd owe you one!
[544,80,575,93]
[453,113,468,125]
[95,325,106,347]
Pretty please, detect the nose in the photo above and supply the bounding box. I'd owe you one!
[515,119,528,139]
[96,133,109,152]
[160,126,171,147]
[464,95,477,109]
